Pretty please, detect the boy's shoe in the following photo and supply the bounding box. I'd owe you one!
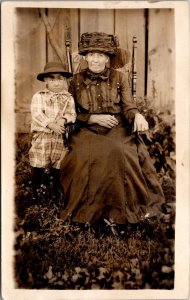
[30,191,39,204]
[52,187,64,200]
[30,197,37,205]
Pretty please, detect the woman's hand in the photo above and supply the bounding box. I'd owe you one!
[133,113,149,132]
[48,122,65,134]
[88,114,118,129]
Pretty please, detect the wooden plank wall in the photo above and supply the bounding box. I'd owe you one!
[115,9,146,99]
[147,9,175,110]
[15,8,46,132]
[80,9,115,33]
[14,8,175,132]
[15,8,46,110]
[47,8,71,65]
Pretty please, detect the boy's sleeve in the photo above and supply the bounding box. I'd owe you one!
[63,95,77,123]
[31,93,52,128]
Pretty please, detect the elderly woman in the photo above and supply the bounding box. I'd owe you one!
[60,32,164,225]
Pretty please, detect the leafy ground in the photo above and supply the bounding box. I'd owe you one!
[14,103,176,289]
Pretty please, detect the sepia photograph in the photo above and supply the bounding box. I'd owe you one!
[1,1,189,299]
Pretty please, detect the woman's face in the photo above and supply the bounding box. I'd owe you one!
[85,52,109,73]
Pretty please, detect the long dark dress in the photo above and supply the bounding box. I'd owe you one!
[60,68,164,224]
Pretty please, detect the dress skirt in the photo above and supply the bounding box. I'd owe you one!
[60,125,165,224]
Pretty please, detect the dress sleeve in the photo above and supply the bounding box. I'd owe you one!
[119,72,139,124]
[69,77,91,124]
[63,95,77,124]
[31,93,52,128]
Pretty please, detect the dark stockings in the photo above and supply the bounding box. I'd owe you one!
[31,167,44,193]
[51,168,63,196]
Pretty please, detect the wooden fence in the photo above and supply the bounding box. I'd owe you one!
[15,8,175,132]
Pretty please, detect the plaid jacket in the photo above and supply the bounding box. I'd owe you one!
[30,89,76,133]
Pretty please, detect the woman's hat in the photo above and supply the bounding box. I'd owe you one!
[37,62,72,81]
[78,32,119,56]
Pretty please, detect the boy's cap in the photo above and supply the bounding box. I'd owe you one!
[78,32,119,56]
[37,62,72,81]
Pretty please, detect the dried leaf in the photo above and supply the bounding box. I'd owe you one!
[44,266,53,280]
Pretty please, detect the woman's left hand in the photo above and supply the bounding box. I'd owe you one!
[133,113,149,132]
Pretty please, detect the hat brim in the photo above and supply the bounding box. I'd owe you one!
[37,71,72,81]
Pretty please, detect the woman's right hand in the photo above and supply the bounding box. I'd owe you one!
[88,114,118,129]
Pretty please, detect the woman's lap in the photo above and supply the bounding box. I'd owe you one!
[60,127,164,224]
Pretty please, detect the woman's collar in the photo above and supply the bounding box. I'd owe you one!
[84,67,110,82]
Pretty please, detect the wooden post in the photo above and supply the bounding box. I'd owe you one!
[132,36,137,102]
[65,40,72,73]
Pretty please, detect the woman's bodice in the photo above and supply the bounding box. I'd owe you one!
[69,68,138,124]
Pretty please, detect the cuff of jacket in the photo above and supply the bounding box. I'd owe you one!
[126,108,139,124]
[77,113,91,123]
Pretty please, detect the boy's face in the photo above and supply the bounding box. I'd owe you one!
[44,73,68,93]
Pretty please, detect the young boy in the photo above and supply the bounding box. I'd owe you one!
[29,61,76,200]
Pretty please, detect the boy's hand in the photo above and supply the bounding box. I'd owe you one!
[48,122,65,134]
[133,113,149,132]
[56,118,66,126]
